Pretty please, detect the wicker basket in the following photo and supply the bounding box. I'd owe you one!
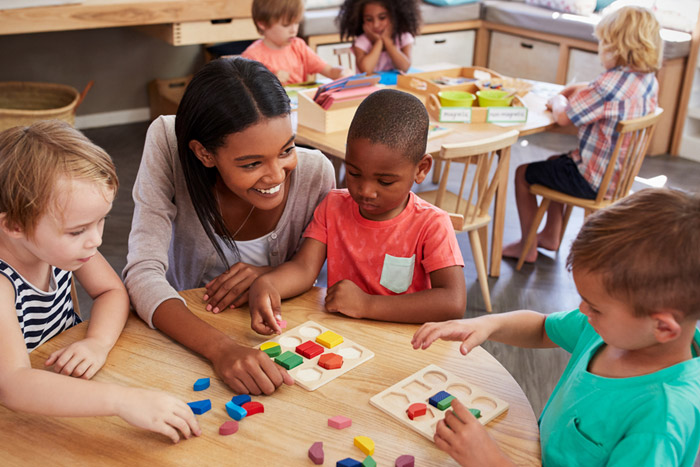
[0,82,83,132]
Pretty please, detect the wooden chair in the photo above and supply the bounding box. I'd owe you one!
[516,108,663,271]
[418,130,520,313]
[70,280,81,318]
[332,44,355,70]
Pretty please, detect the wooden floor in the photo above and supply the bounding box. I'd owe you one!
[81,122,700,462]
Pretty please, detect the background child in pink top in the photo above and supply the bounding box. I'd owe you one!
[337,0,421,73]
[242,0,352,84]
[248,89,466,335]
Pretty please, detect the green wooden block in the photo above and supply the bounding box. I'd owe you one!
[274,350,303,370]
[261,343,281,357]
[469,408,482,419]
[362,455,376,467]
[436,395,456,410]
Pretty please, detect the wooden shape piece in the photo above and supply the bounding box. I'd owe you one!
[316,330,344,348]
[428,390,452,408]
[308,441,324,465]
[296,340,324,359]
[353,435,375,456]
[260,342,281,357]
[193,377,210,391]
[395,454,415,467]
[225,401,247,420]
[231,394,252,406]
[186,399,211,415]
[241,401,264,416]
[219,420,239,436]
[362,455,377,467]
[337,458,362,467]
[406,402,427,420]
[274,350,303,370]
[328,415,352,429]
[318,352,343,370]
[469,408,482,419]
[436,395,456,411]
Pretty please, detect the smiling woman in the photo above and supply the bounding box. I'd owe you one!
[122,57,335,396]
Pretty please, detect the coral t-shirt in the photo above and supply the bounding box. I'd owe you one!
[303,189,464,295]
[241,37,327,84]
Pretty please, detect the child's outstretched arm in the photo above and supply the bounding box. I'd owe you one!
[412,310,557,354]
[0,279,200,443]
[248,238,327,335]
[320,63,354,81]
[325,265,465,322]
[44,252,129,379]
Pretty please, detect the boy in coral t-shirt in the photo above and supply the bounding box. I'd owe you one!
[241,0,352,84]
[248,89,466,335]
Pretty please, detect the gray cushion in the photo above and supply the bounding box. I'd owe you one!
[482,0,690,60]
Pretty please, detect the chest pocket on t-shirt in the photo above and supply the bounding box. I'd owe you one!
[380,254,415,294]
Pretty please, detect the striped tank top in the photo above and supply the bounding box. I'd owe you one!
[0,260,81,352]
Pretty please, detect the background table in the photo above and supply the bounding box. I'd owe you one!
[1,287,541,466]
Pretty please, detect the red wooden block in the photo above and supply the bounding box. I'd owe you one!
[219,420,239,436]
[241,401,264,416]
[308,441,324,465]
[318,352,343,370]
[295,340,324,359]
[406,402,427,420]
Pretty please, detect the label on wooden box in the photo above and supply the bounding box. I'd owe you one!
[486,107,528,123]
[439,107,472,123]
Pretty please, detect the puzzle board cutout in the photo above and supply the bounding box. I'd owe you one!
[369,364,509,441]
[257,320,374,391]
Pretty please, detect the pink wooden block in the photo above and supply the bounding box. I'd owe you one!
[241,401,264,416]
[277,319,287,329]
[328,415,352,429]
[219,420,239,436]
[308,441,324,465]
[395,454,415,467]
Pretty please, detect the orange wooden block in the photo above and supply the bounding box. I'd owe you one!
[318,352,343,370]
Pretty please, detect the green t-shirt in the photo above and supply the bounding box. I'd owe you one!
[540,310,700,467]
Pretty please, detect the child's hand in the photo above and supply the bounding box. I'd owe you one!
[248,276,283,335]
[45,337,110,379]
[276,70,291,85]
[363,23,381,44]
[116,387,202,443]
[380,22,394,42]
[211,340,294,395]
[411,317,492,355]
[203,263,269,314]
[435,399,513,466]
[324,280,369,319]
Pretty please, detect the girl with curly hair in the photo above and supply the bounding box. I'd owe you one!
[336,0,421,73]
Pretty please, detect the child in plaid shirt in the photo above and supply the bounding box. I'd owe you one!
[503,6,660,264]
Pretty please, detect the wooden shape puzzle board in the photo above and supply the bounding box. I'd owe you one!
[369,364,509,441]
[257,320,374,391]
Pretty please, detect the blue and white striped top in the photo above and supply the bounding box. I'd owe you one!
[0,260,81,352]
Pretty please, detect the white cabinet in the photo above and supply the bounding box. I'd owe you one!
[412,30,475,68]
[488,31,559,83]
[566,48,605,84]
[679,52,700,162]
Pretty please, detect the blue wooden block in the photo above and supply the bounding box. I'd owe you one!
[428,390,452,408]
[231,394,252,406]
[193,377,210,391]
[187,399,211,415]
[337,458,362,467]
[225,400,248,420]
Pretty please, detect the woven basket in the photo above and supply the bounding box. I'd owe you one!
[0,81,82,132]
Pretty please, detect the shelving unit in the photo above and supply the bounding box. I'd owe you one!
[678,48,700,162]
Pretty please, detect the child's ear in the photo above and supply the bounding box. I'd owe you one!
[649,310,683,343]
[413,153,433,184]
[189,140,216,168]
[0,213,24,238]
[256,21,269,33]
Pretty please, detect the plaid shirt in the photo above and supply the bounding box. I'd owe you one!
[566,67,658,197]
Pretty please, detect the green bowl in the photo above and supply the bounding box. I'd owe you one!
[476,90,514,107]
[438,91,475,108]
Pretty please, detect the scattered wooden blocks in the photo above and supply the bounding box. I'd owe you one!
[225,401,247,420]
[274,350,303,370]
[362,455,377,467]
[406,402,427,420]
[318,352,343,370]
[428,390,452,409]
[260,342,281,358]
[316,330,344,348]
[296,340,324,359]
[193,377,210,391]
[219,420,239,436]
[353,435,375,456]
[436,395,456,411]
[308,441,324,465]
[241,401,264,416]
[328,415,352,429]
[469,408,482,419]
[337,458,362,467]
[395,454,415,467]
[187,399,211,415]
[231,394,252,406]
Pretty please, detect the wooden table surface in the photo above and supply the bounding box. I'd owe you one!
[1,287,541,466]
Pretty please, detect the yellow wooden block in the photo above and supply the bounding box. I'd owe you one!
[260,342,279,351]
[316,330,344,348]
[353,435,375,456]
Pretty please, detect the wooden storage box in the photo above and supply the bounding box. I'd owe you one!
[397,67,502,96]
[297,89,360,134]
[147,75,192,120]
[425,93,528,125]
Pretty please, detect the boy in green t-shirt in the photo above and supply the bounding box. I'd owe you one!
[412,188,700,466]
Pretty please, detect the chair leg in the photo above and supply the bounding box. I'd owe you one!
[432,158,442,184]
[469,230,492,313]
[557,204,573,252]
[516,198,550,271]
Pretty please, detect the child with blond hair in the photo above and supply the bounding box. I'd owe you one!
[242,0,352,84]
[503,6,661,263]
[414,188,700,466]
[0,121,200,443]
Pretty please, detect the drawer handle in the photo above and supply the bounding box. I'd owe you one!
[434,39,447,44]
[520,42,534,49]
[211,18,232,24]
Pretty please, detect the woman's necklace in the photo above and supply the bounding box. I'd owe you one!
[215,188,255,239]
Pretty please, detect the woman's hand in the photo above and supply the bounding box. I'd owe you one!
[411,317,494,356]
[203,263,271,313]
[211,340,293,394]
[44,337,111,379]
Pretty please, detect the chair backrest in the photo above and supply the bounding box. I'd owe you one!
[595,108,663,203]
[433,130,519,231]
[332,44,355,70]
[70,279,81,318]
